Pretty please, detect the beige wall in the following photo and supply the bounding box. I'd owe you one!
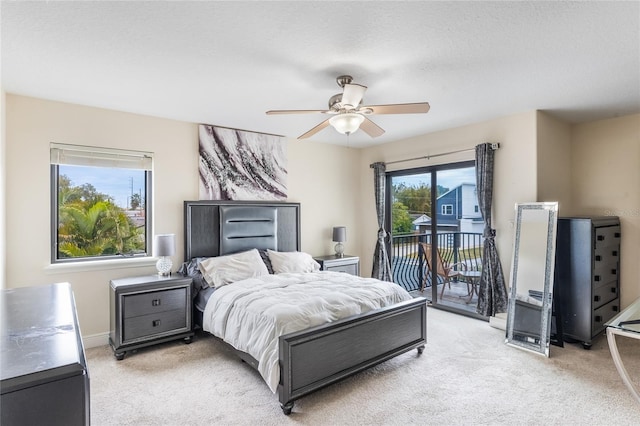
[287,139,362,256]
[536,111,572,210]
[571,113,640,307]
[1,89,5,289]
[358,111,538,282]
[4,94,360,343]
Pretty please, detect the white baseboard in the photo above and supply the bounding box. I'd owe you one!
[489,312,507,331]
[83,332,109,349]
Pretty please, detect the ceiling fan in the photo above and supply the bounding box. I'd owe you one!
[266,75,430,139]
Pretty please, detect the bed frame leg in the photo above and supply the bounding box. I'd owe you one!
[417,345,425,355]
[281,402,294,415]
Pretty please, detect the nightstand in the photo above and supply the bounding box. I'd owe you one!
[314,254,360,276]
[109,274,193,360]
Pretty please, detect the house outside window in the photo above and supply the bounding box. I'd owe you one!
[442,204,453,215]
[50,143,153,263]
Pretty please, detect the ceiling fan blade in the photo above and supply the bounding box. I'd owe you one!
[364,102,430,115]
[360,117,385,138]
[298,119,330,139]
[341,83,367,109]
[266,109,328,115]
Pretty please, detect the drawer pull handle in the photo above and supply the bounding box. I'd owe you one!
[594,275,601,282]
[615,232,620,238]
[597,235,605,241]
[613,306,619,312]
[152,319,161,327]
[594,295,600,302]
[152,299,161,307]
[595,255,602,262]
[595,315,602,323]
[611,269,617,275]
[611,287,617,293]
[612,250,618,256]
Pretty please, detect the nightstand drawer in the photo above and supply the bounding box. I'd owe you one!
[326,263,358,275]
[123,287,186,318]
[123,309,187,342]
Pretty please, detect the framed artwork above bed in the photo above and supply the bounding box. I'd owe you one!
[198,124,287,201]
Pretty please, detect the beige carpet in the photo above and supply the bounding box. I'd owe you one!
[87,307,639,425]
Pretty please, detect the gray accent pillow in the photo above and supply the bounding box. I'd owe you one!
[177,257,209,290]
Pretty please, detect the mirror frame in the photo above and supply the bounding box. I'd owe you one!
[506,202,559,356]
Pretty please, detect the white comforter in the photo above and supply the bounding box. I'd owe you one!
[202,271,412,392]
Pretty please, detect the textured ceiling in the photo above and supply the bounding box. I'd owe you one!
[2,1,639,148]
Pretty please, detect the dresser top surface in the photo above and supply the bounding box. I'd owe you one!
[1,283,85,386]
[559,216,620,226]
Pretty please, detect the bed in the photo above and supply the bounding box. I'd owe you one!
[182,200,427,414]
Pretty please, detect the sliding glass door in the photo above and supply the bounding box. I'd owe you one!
[388,161,486,318]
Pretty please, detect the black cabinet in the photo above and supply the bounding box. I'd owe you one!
[110,274,193,360]
[555,216,621,348]
[314,255,360,276]
[1,283,90,426]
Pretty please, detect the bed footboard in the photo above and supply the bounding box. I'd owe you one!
[278,297,427,414]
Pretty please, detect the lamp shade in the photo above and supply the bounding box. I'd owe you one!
[332,226,347,243]
[155,234,176,257]
[329,113,364,135]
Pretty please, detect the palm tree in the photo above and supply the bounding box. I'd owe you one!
[58,200,144,258]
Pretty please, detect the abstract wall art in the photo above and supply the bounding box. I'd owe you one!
[198,124,287,200]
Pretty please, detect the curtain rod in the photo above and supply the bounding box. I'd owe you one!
[374,143,500,167]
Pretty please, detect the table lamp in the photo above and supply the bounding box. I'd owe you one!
[155,234,175,276]
[332,226,346,258]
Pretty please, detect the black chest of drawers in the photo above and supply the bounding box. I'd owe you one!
[109,274,193,360]
[1,283,90,425]
[555,216,621,348]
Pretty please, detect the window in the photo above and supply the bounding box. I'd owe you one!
[50,143,153,263]
[474,205,479,213]
[387,161,482,318]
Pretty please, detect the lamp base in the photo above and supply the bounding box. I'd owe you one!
[156,256,173,276]
[334,242,344,258]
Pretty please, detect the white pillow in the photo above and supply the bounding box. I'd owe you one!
[198,249,269,288]
[267,250,321,274]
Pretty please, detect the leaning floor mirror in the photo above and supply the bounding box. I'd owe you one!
[506,202,559,357]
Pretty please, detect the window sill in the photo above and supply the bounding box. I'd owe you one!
[45,257,158,274]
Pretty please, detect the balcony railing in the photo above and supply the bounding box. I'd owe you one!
[391,232,484,293]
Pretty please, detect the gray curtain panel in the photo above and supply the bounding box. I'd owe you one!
[371,162,393,282]
[475,143,508,316]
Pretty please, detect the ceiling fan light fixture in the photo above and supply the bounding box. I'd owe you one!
[329,113,365,135]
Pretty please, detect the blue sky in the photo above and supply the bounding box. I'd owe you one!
[61,165,146,209]
[393,166,476,191]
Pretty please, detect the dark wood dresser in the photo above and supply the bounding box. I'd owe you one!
[555,216,621,348]
[1,283,90,425]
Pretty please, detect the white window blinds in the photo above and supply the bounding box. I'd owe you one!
[50,143,153,170]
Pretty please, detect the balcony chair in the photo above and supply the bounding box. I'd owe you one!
[419,242,473,298]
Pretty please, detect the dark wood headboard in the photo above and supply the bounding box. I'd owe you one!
[183,200,301,260]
